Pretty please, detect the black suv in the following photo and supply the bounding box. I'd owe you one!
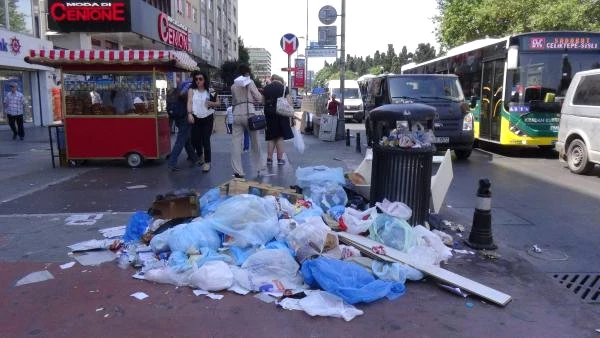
[364,74,474,159]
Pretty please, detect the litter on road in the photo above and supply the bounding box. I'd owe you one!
[15,270,55,286]
[130,292,149,300]
[59,262,76,269]
[58,165,511,320]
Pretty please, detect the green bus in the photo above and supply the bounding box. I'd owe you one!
[401,32,600,147]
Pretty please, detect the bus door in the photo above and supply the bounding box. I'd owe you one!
[480,59,505,141]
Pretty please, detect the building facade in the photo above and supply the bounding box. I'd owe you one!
[247,47,271,83]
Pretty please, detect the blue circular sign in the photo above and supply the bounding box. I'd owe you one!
[280,33,298,55]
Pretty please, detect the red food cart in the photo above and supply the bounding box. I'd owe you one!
[25,50,197,167]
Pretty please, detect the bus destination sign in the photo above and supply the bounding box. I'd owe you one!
[527,36,599,51]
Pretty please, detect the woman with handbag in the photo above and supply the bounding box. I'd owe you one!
[230,64,264,178]
[263,74,295,165]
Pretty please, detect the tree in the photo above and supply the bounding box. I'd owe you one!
[435,0,600,48]
[218,37,262,89]
[3,0,29,33]
[413,43,437,64]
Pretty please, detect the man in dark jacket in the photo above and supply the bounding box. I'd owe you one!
[167,77,198,171]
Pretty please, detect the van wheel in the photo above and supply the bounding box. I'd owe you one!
[567,139,594,174]
[455,149,472,160]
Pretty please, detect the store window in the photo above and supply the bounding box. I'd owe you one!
[0,69,33,124]
[186,1,191,18]
[0,1,6,28]
[192,7,197,23]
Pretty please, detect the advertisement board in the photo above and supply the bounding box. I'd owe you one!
[47,0,132,32]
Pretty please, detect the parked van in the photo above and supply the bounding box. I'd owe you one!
[364,74,474,159]
[326,80,364,122]
[555,69,600,174]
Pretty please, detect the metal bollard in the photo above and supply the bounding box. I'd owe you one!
[464,179,497,250]
[346,129,351,146]
[355,133,361,153]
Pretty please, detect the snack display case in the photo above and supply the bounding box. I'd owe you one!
[25,50,197,167]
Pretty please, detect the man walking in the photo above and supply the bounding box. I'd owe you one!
[4,82,26,140]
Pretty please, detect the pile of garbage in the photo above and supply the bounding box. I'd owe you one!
[67,166,459,321]
[379,123,435,149]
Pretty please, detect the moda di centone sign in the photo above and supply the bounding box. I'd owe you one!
[48,0,132,32]
[158,13,191,52]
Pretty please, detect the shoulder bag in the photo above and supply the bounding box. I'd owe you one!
[244,85,266,131]
[276,85,295,117]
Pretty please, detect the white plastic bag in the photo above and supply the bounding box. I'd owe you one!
[292,127,305,154]
[407,225,453,265]
[375,199,412,221]
[188,261,234,291]
[341,207,376,234]
[279,290,363,321]
[238,249,302,291]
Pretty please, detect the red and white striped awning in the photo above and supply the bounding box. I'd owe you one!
[25,49,198,71]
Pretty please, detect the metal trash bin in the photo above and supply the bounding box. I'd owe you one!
[369,103,436,226]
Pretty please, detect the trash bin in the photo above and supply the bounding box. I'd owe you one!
[369,103,436,226]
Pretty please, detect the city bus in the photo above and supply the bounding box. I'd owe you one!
[401,32,600,148]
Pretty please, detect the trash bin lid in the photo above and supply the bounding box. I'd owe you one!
[370,103,437,122]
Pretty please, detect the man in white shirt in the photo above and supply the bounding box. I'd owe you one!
[3,82,26,140]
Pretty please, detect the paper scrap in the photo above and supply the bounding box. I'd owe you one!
[254,293,276,304]
[104,314,110,318]
[453,249,475,255]
[126,185,147,190]
[99,226,126,238]
[130,292,149,300]
[132,272,145,280]
[60,262,76,269]
[193,290,209,296]
[228,285,250,295]
[206,293,224,300]
[438,283,469,298]
[68,239,112,252]
[96,308,104,312]
[15,270,55,286]
[74,251,117,266]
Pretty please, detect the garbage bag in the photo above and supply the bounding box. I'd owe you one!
[167,220,222,253]
[292,127,306,154]
[279,290,363,321]
[188,260,234,291]
[301,257,406,304]
[149,228,174,253]
[123,211,151,242]
[375,199,412,221]
[229,246,257,266]
[306,182,348,211]
[237,249,302,291]
[293,202,324,223]
[285,216,330,262]
[168,250,192,272]
[371,261,407,283]
[369,214,416,252]
[406,225,453,265]
[296,166,345,189]
[205,194,279,247]
[143,267,192,287]
[341,207,376,235]
[199,188,227,217]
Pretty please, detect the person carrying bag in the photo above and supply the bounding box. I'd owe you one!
[230,64,264,178]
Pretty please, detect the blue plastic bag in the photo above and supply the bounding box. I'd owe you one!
[123,211,151,243]
[301,257,406,304]
[306,182,348,211]
[293,202,324,223]
[167,220,222,253]
[199,188,228,217]
[296,166,345,189]
[369,214,415,252]
[230,246,257,266]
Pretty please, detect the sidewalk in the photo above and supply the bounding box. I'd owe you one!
[0,124,598,337]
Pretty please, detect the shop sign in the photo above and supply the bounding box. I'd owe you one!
[47,0,132,32]
[0,36,22,56]
[158,13,191,53]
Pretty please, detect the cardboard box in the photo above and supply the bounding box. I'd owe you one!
[219,178,303,203]
[150,195,199,219]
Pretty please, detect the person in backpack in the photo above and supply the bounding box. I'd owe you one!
[167,76,198,171]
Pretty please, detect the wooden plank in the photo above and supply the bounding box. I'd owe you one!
[338,232,512,306]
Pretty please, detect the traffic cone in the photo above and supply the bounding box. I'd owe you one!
[464,178,497,250]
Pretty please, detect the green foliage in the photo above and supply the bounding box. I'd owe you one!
[218,37,261,89]
[2,0,29,33]
[435,0,600,49]
[413,43,437,64]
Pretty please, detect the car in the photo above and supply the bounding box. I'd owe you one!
[363,74,474,159]
[555,69,600,174]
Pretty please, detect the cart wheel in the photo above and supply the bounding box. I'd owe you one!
[68,160,84,167]
[126,152,144,168]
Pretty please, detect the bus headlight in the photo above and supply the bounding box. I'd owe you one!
[463,112,473,131]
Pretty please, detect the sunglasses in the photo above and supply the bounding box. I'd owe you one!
[195,77,204,81]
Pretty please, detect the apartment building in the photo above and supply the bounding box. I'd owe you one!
[247,47,271,83]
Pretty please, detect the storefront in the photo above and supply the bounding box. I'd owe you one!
[0,31,54,126]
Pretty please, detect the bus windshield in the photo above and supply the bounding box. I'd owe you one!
[388,76,464,101]
[332,88,360,99]
[506,52,600,108]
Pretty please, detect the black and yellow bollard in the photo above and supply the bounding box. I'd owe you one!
[346,129,351,146]
[464,179,497,250]
[356,133,361,153]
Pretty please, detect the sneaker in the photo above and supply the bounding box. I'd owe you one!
[277,159,286,165]
[233,173,245,178]
[266,158,273,165]
[202,163,211,172]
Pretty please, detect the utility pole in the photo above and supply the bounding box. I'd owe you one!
[305,0,309,92]
[337,0,346,140]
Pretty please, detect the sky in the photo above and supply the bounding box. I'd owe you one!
[238,0,439,79]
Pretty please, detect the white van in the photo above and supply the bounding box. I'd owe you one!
[556,69,600,174]
[327,80,364,122]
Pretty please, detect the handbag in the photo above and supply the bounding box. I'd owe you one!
[276,85,295,117]
[241,84,266,131]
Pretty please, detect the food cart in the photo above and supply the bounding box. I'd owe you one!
[25,50,197,167]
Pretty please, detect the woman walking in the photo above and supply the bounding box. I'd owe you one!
[230,64,263,178]
[263,74,294,165]
[188,70,220,172]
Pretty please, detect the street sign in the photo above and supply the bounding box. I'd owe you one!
[281,67,298,71]
[306,48,337,58]
[318,26,337,46]
[318,5,337,25]
[280,33,299,55]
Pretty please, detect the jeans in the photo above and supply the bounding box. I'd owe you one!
[168,118,196,167]
[8,114,24,139]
